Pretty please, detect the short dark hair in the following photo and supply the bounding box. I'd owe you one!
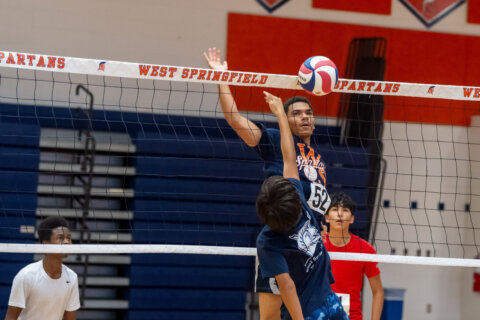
[327,192,356,215]
[256,176,302,232]
[38,216,70,242]
[283,96,313,114]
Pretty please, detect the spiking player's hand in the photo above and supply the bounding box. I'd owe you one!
[203,47,228,71]
[263,91,284,118]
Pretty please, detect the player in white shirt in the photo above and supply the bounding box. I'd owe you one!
[4,216,80,320]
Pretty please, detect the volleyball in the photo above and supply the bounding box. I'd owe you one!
[298,56,338,96]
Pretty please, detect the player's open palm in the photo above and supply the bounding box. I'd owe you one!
[203,47,228,71]
[263,91,284,117]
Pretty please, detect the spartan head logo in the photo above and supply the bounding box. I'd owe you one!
[98,61,106,71]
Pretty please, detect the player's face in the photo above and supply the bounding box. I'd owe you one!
[286,102,315,139]
[326,206,354,232]
[45,226,72,258]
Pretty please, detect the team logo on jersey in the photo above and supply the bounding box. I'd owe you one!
[399,0,466,27]
[427,85,435,94]
[256,0,290,13]
[297,143,326,184]
[289,217,321,257]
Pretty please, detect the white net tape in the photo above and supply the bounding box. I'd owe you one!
[1,244,480,267]
[1,50,480,100]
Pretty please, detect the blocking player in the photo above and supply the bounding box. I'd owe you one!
[4,217,80,320]
[256,91,347,320]
[204,47,331,320]
[324,193,384,320]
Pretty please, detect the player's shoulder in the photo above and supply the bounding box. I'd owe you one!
[262,126,279,137]
[255,126,279,149]
[256,226,271,248]
[264,126,279,133]
[62,264,78,280]
[287,177,302,189]
[19,260,43,274]
[14,260,43,281]
[351,234,376,253]
[256,226,286,250]
[287,178,308,203]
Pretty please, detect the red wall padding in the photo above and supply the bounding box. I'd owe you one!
[312,0,391,15]
[226,13,480,126]
[468,0,480,24]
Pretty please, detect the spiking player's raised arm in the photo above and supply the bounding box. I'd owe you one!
[263,91,298,181]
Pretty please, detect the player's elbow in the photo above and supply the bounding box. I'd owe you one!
[372,285,384,298]
[245,140,258,148]
[228,121,261,147]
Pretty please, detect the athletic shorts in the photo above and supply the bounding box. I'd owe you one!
[306,291,349,320]
[254,257,280,295]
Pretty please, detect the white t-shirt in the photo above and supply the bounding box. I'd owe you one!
[8,260,80,320]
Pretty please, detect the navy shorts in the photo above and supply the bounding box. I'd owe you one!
[306,291,349,320]
[254,258,280,295]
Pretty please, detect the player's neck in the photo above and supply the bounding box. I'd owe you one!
[328,230,351,247]
[300,135,311,145]
[43,255,63,279]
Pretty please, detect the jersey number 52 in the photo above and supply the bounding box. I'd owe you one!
[307,183,331,215]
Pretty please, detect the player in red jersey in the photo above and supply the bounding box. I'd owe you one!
[324,192,384,320]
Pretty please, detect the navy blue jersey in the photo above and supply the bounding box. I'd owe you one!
[256,178,335,320]
[254,125,330,216]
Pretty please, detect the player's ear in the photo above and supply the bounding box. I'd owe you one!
[349,213,355,225]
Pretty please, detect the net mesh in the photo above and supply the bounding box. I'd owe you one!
[1,51,480,320]
[0,52,479,261]
[0,52,478,263]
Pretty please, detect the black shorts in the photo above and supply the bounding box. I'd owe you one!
[255,258,280,295]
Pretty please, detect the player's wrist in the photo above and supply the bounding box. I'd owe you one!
[275,110,287,119]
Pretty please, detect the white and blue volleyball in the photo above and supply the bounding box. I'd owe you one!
[298,56,338,96]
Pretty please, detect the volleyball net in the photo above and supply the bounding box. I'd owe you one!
[0,50,479,267]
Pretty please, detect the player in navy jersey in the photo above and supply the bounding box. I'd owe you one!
[256,91,347,320]
[204,47,331,320]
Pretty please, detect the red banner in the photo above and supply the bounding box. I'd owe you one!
[227,13,480,126]
[468,0,480,24]
[312,0,391,15]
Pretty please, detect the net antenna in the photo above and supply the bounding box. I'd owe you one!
[74,84,96,305]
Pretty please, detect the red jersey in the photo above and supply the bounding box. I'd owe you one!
[324,233,380,320]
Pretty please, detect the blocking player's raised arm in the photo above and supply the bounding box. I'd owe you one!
[263,91,299,181]
[203,48,262,147]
